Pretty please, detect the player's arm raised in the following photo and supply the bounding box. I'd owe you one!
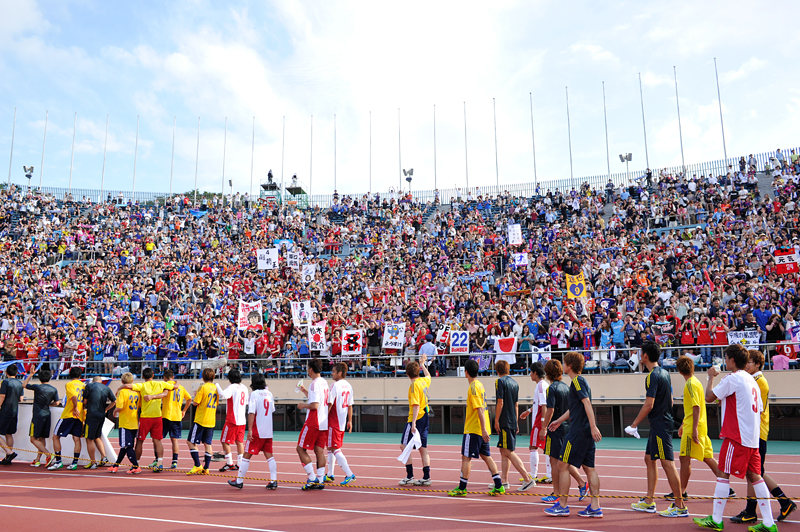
[420,353,431,378]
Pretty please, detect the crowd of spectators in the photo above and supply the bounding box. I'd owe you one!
[0,147,798,379]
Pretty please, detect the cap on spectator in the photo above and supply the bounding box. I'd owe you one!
[425,334,433,341]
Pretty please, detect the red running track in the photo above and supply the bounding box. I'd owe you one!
[1,441,798,532]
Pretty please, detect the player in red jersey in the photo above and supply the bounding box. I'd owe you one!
[694,344,777,532]
[324,362,355,485]
[216,368,248,472]
[228,373,278,490]
[296,358,329,490]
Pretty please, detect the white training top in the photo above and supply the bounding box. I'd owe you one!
[329,379,354,432]
[533,380,549,412]
[248,388,275,439]
[713,370,762,449]
[305,376,330,430]
[217,382,249,426]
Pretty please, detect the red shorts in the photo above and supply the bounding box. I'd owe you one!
[297,423,326,450]
[138,417,163,440]
[221,422,245,444]
[719,438,761,479]
[244,437,273,455]
[327,426,344,450]
[530,425,546,450]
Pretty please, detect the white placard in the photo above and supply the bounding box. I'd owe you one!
[382,322,406,350]
[257,248,279,270]
[507,224,523,246]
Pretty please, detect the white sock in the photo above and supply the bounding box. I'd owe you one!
[753,479,775,527]
[530,450,539,477]
[237,458,250,483]
[316,466,325,480]
[327,451,335,476]
[157,457,162,464]
[712,478,730,524]
[546,457,552,479]
[225,453,232,466]
[335,450,354,477]
[303,462,315,481]
[267,457,277,481]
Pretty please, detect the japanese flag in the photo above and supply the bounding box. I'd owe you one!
[494,337,517,366]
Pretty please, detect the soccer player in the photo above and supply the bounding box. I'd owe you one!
[628,341,687,517]
[161,369,192,469]
[493,360,534,491]
[447,358,505,497]
[49,366,86,470]
[694,344,776,532]
[22,368,59,467]
[399,353,432,486]
[128,367,174,472]
[216,368,248,472]
[545,351,603,518]
[228,373,278,490]
[540,359,588,504]
[110,372,142,474]
[325,362,355,485]
[187,367,219,475]
[729,350,796,524]
[82,376,115,468]
[296,358,329,490]
[0,364,25,465]
[519,361,550,484]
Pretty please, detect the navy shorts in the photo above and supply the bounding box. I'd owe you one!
[187,423,214,445]
[496,428,516,452]
[560,432,596,468]
[30,416,51,439]
[119,428,138,448]
[462,433,491,459]
[0,415,17,436]
[645,427,674,461]
[162,419,182,439]
[83,419,104,440]
[401,412,428,448]
[545,430,565,460]
[54,418,83,438]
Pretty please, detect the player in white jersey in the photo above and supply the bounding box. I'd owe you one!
[520,362,550,483]
[215,368,249,471]
[695,344,777,532]
[325,362,356,485]
[296,358,330,490]
[227,373,278,490]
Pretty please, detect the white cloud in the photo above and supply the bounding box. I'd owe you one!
[720,57,767,83]
[569,43,620,64]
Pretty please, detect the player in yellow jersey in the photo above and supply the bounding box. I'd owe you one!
[398,352,432,486]
[49,367,86,471]
[110,373,142,474]
[161,369,192,469]
[127,367,174,472]
[729,351,797,524]
[187,368,218,475]
[448,359,504,497]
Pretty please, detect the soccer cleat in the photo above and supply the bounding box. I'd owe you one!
[535,475,553,484]
[219,464,235,472]
[199,468,210,475]
[518,479,536,492]
[67,464,78,470]
[108,466,119,474]
[147,460,159,469]
[487,482,510,490]
[778,501,797,522]
[231,464,239,471]
[46,456,58,467]
[227,479,243,489]
[694,515,724,530]
[170,461,178,470]
[579,482,589,501]
[632,500,657,513]
[398,477,415,486]
[127,467,142,475]
[30,461,40,467]
[5,452,17,463]
[578,505,604,518]
[187,466,203,475]
[447,487,467,497]
[47,462,63,471]
[544,503,570,517]
[265,481,278,490]
[730,511,757,524]
[98,458,109,467]
[489,485,506,496]
[542,495,559,503]
[340,475,356,486]
[152,464,163,473]
[311,479,325,489]
[659,504,689,518]
[84,463,98,470]
[729,488,736,498]
[324,474,335,483]
[413,478,432,486]
[302,480,317,491]
[746,525,778,532]
[665,491,688,501]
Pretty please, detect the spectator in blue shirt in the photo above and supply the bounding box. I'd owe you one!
[752,300,772,342]
[610,313,626,350]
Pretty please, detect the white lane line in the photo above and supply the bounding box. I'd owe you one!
[0,503,287,531]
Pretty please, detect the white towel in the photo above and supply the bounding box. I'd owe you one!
[397,430,422,463]
[625,425,641,439]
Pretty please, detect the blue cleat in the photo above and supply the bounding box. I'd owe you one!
[578,505,603,518]
[340,474,356,486]
[542,495,559,503]
[578,483,588,501]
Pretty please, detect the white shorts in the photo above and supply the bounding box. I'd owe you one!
[103,357,115,362]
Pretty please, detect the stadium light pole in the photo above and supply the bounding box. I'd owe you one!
[132,115,139,197]
[463,101,469,190]
[493,97,499,188]
[603,82,611,182]
[674,66,686,172]
[7,107,16,188]
[194,116,200,205]
[281,115,285,205]
[433,104,437,191]
[249,116,255,200]
[169,116,176,197]
[309,115,313,201]
[566,87,574,190]
[714,58,728,169]
[369,110,372,195]
[68,112,77,194]
[398,108,402,191]
[39,110,48,188]
[221,116,227,206]
[334,113,337,191]
[638,73,650,169]
[101,114,109,200]
[530,92,538,190]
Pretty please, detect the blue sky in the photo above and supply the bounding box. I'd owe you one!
[1,0,799,197]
